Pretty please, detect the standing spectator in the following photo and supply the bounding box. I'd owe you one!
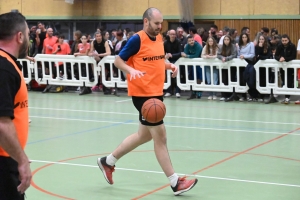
[110,29,117,45]
[71,30,82,55]
[255,35,272,100]
[0,12,32,199]
[52,34,71,79]
[29,26,37,57]
[295,39,300,104]
[103,30,114,55]
[114,30,127,55]
[241,27,250,35]
[189,27,203,46]
[237,33,255,102]
[181,35,203,99]
[176,27,187,51]
[219,26,230,45]
[210,25,219,42]
[201,36,219,100]
[42,28,57,54]
[126,31,135,40]
[74,34,93,95]
[275,34,297,104]
[197,27,208,45]
[89,32,112,94]
[36,22,47,54]
[217,35,237,101]
[164,29,182,98]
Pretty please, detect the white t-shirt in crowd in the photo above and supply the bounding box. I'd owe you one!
[297,39,300,50]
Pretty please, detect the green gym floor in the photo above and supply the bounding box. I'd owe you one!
[26,91,300,200]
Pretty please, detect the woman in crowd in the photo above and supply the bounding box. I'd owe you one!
[255,35,271,101]
[217,35,237,101]
[237,33,255,101]
[201,36,219,100]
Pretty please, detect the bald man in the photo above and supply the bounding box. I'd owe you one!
[42,28,57,54]
[97,8,197,196]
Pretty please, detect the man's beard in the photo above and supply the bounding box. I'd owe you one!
[18,38,28,59]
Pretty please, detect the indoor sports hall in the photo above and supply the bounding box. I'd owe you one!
[26,91,300,199]
[1,0,300,199]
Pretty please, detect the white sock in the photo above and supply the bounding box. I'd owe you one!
[106,153,118,166]
[168,173,179,187]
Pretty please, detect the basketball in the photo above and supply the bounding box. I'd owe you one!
[141,98,166,123]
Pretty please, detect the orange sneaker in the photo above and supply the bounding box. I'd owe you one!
[97,157,115,184]
[171,177,198,196]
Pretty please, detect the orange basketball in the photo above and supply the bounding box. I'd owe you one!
[141,98,166,123]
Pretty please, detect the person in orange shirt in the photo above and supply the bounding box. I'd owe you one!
[0,12,31,199]
[52,34,71,79]
[97,8,198,196]
[42,28,57,54]
[74,34,94,94]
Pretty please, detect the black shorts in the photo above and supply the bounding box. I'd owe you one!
[132,96,164,126]
[0,156,25,200]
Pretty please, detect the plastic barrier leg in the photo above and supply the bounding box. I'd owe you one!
[225,87,239,102]
[187,85,196,100]
[42,81,51,93]
[265,89,278,104]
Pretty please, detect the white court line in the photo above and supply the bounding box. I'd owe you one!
[29,115,300,136]
[115,99,131,103]
[30,159,300,188]
[29,107,300,126]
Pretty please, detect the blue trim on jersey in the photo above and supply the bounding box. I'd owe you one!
[118,34,140,61]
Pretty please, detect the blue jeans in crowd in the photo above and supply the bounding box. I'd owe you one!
[205,66,219,96]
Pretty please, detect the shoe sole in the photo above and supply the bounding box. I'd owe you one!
[174,179,198,196]
[97,158,113,185]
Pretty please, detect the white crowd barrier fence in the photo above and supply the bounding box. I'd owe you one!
[254,59,300,96]
[17,59,34,84]
[174,58,249,93]
[18,55,300,99]
[99,56,172,90]
[33,54,99,87]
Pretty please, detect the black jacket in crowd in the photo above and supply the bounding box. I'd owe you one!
[275,42,297,62]
[164,38,182,63]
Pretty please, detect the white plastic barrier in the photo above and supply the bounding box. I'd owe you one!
[99,56,172,89]
[17,59,34,84]
[175,58,249,93]
[34,54,99,87]
[255,59,300,95]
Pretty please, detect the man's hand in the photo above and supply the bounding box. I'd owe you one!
[17,159,32,194]
[222,57,226,62]
[181,52,187,57]
[170,64,178,78]
[279,57,285,62]
[128,68,145,81]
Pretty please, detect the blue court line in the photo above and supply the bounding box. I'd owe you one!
[27,120,133,145]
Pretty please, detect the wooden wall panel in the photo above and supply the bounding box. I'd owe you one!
[214,19,300,45]
[0,0,22,13]
[149,0,180,16]
[85,0,148,17]
[220,0,251,15]
[21,0,82,17]
[254,0,299,15]
[194,0,221,15]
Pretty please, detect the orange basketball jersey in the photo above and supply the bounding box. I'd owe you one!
[126,31,165,97]
[0,51,29,157]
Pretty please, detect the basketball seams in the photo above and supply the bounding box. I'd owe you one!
[142,98,166,123]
